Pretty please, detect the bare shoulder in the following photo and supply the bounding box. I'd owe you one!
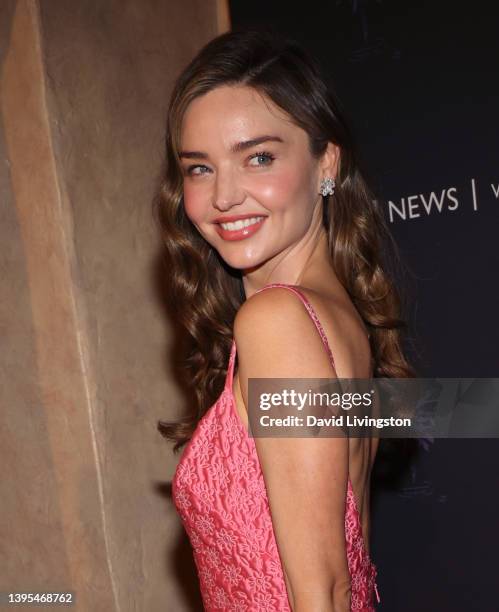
[234,285,371,379]
[234,286,311,335]
[234,286,338,380]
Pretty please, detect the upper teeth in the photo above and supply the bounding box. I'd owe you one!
[220,216,264,231]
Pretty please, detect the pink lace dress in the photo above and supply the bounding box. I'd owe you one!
[172,283,381,611]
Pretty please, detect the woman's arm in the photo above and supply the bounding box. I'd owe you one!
[235,288,351,612]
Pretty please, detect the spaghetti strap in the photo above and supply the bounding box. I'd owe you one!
[225,338,238,392]
[225,282,336,393]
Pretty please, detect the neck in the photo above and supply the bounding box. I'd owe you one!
[242,223,331,299]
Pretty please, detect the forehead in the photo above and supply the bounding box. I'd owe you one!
[180,85,301,147]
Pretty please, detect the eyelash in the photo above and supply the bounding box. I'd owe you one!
[185,151,276,176]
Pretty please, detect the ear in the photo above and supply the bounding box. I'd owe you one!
[319,141,340,184]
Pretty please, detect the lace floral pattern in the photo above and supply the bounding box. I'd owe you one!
[172,284,380,611]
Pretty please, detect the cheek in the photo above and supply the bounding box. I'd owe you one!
[182,183,208,224]
[252,164,314,212]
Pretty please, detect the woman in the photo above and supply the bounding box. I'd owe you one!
[156,28,413,611]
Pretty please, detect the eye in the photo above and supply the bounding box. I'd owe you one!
[185,164,211,177]
[248,151,275,167]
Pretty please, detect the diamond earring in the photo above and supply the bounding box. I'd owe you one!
[319,177,336,197]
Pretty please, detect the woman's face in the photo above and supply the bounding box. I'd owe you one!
[179,84,329,271]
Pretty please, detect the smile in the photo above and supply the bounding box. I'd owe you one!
[215,216,266,241]
[220,216,264,230]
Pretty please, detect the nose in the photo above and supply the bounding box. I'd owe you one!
[212,165,245,212]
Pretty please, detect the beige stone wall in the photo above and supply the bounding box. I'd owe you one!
[0,1,229,610]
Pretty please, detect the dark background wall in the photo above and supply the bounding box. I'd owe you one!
[229,2,499,610]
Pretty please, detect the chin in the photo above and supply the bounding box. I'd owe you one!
[214,248,270,272]
[219,255,264,271]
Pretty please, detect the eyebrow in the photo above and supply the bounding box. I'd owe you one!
[179,135,284,159]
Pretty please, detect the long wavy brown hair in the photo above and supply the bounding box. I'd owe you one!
[154,27,417,453]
